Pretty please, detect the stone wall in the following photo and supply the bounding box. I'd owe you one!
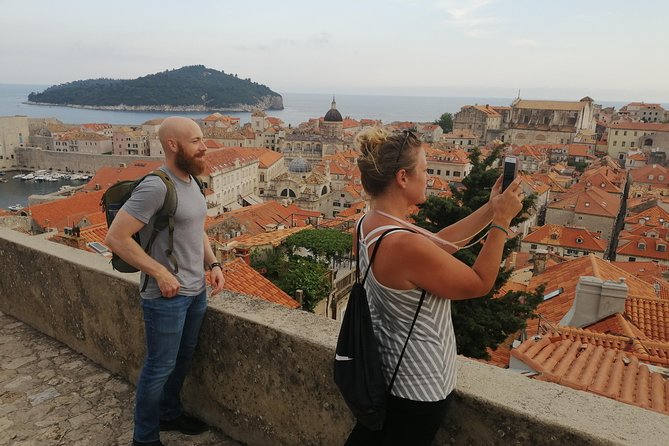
[15,147,160,173]
[0,228,667,445]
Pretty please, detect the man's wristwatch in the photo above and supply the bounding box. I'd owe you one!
[209,262,222,271]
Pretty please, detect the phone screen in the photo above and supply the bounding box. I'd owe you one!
[502,157,517,191]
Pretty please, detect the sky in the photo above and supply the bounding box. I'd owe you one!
[1,0,668,102]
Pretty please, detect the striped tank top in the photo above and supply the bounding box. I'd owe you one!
[359,223,458,402]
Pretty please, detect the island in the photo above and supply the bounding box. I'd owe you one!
[26,65,283,112]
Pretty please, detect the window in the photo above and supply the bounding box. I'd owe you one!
[550,233,558,240]
[576,237,583,244]
[333,201,341,207]
[629,257,636,262]
[638,242,646,250]
[649,175,654,180]
[622,142,626,147]
[613,141,617,147]
[427,168,434,174]
[453,171,461,177]
[530,244,538,250]
[615,130,619,136]
[624,131,627,136]
[658,244,666,252]
[631,142,635,148]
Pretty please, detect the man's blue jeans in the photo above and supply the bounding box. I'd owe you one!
[133,291,208,443]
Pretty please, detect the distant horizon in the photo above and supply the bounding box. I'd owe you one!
[1,82,666,108]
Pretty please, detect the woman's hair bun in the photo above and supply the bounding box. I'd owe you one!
[355,127,388,156]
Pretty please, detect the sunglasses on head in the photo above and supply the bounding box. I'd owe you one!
[396,129,417,163]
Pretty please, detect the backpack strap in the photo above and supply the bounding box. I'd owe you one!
[388,289,426,393]
[139,170,179,292]
[355,216,427,395]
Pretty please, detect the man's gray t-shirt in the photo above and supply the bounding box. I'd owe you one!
[121,167,207,299]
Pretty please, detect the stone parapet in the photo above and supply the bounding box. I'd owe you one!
[0,227,667,445]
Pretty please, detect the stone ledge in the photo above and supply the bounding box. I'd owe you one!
[1,228,667,445]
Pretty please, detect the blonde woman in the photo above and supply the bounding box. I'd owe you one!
[346,128,523,445]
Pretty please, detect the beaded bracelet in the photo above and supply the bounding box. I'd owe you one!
[489,224,510,237]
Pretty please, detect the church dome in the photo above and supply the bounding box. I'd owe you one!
[324,97,343,122]
[288,157,312,173]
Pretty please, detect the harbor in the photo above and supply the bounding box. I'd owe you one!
[0,169,89,211]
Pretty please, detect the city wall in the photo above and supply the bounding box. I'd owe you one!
[0,227,667,445]
[15,147,160,173]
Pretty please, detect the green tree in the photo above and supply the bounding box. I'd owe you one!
[412,145,544,359]
[435,112,454,133]
[278,256,331,312]
[284,229,352,265]
[251,228,350,312]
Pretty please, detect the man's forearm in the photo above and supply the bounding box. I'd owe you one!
[203,232,217,266]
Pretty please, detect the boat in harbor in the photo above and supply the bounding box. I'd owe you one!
[8,204,24,212]
[12,173,24,179]
[21,173,35,180]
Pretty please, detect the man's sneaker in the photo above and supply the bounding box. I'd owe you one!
[160,413,209,435]
[132,439,164,446]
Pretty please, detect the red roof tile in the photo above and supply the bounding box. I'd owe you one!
[27,191,106,231]
[511,331,669,415]
[220,258,300,309]
[83,161,163,192]
[523,224,607,252]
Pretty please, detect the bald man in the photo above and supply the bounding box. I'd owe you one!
[106,117,224,446]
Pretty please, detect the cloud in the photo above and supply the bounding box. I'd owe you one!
[511,38,539,47]
[433,0,502,37]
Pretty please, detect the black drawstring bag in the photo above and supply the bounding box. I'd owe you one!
[334,219,425,431]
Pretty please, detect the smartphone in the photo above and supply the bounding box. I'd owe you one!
[502,156,518,191]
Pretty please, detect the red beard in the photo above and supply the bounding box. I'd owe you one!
[175,143,205,176]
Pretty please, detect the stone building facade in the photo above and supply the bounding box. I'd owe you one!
[0,116,29,170]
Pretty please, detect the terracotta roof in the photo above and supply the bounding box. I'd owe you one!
[617,235,669,262]
[567,144,590,157]
[207,201,319,236]
[548,187,620,218]
[83,161,163,192]
[518,175,550,196]
[202,148,258,175]
[469,104,501,117]
[26,190,106,231]
[611,261,669,285]
[232,147,284,169]
[513,99,587,111]
[571,172,622,194]
[337,201,366,218]
[204,139,225,149]
[628,153,648,161]
[630,164,669,187]
[527,255,658,336]
[625,206,669,227]
[523,225,607,252]
[511,331,669,415]
[220,258,300,309]
[442,130,478,139]
[608,122,669,131]
[57,131,110,141]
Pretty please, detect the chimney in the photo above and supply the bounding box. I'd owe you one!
[532,249,548,275]
[559,276,628,327]
[234,245,251,265]
[294,289,304,306]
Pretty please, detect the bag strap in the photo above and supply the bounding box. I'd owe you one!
[356,217,413,286]
[387,289,427,393]
[355,215,427,392]
[139,170,179,292]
